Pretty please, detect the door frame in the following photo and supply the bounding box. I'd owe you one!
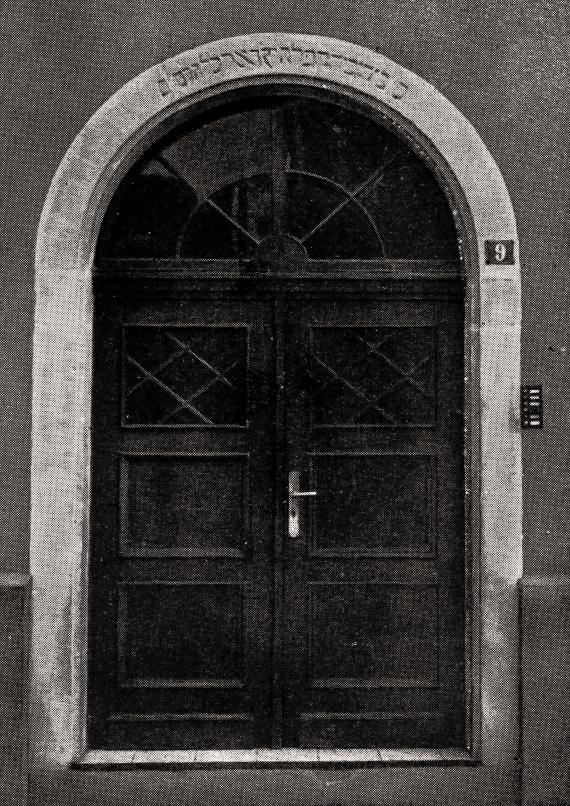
[31,33,521,802]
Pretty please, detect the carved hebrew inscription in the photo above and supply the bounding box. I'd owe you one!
[156,42,409,101]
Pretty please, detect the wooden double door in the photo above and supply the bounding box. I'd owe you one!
[89,283,465,750]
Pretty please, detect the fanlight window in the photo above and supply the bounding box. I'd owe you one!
[96,98,460,269]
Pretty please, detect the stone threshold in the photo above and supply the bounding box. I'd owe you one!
[75,748,474,768]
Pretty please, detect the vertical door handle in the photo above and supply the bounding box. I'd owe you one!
[288,470,317,538]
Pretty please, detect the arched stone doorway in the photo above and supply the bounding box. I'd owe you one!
[90,91,466,752]
[31,33,521,803]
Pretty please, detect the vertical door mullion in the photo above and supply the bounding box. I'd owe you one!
[281,298,311,747]
[270,298,288,747]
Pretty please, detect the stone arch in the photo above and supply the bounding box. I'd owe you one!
[31,34,521,768]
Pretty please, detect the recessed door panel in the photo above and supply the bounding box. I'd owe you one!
[120,453,250,557]
[309,453,436,556]
[308,583,439,687]
[117,582,245,688]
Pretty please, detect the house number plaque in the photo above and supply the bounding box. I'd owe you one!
[485,239,515,265]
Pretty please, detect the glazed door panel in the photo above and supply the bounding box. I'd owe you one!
[89,294,275,749]
[282,298,465,748]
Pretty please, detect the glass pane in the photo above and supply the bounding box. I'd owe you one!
[180,175,272,259]
[287,173,382,258]
[96,96,460,266]
[360,153,460,259]
[123,326,248,426]
[308,326,436,426]
[97,158,196,258]
[283,100,387,191]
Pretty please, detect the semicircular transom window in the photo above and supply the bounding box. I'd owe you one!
[96,97,461,272]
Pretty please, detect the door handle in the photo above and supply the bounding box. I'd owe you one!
[288,470,317,538]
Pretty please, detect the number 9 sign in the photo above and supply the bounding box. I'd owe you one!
[485,240,515,265]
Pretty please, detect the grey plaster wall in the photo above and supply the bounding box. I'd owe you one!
[0,0,569,575]
[0,576,30,806]
[521,577,570,806]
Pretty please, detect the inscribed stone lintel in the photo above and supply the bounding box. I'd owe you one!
[156,40,410,104]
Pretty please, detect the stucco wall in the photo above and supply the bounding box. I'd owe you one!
[0,0,569,575]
